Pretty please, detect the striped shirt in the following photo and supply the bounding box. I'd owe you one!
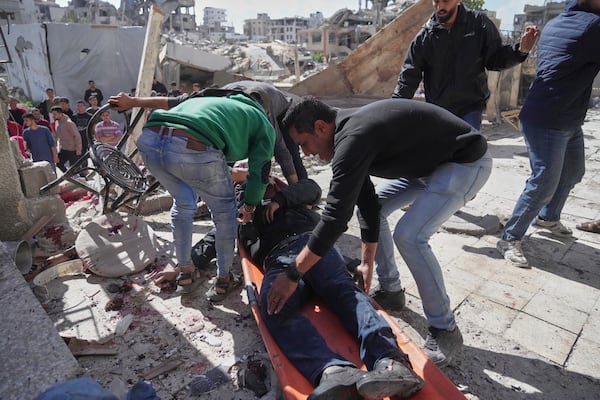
[94,120,122,146]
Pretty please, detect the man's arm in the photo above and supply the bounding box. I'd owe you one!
[51,145,59,164]
[108,92,171,111]
[69,121,82,155]
[272,127,299,184]
[392,33,426,98]
[483,16,539,70]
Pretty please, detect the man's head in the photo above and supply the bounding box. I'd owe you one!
[31,108,43,120]
[51,105,64,120]
[22,113,35,128]
[432,0,461,26]
[192,82,202,92]
[8,97,18,109]
[100,110,112,122]
[245,88,271,115]
[76,100,87,113]
[88,80,96,88]
[170,82,177,89]
[88,95,98,107]
[57,97,70,111]
[46,88,55,99]
[282,96,337,161]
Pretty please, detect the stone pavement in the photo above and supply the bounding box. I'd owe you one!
[315,110,600,399]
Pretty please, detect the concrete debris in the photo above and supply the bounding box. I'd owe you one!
[63,337,119,356]
[188,363,230,396]
[142,359,184,380]
[115,314,134,336]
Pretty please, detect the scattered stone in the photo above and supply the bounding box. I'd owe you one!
[142,360,183,380]
[188,364,230,395]
[105,295,124,311]
[241,357,268,396]
[115,314,134,336]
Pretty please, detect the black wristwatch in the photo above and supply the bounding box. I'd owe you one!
[285,261,303,282]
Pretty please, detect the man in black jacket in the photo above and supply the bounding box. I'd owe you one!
[270,97,492,367]
[375,0,539,330]
[393,0,539,129]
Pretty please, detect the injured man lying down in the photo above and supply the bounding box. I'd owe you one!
[189,178,424,399]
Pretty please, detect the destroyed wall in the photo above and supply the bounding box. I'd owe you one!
[0,83,32,240]
[1,23,144,103]
[290,0,432,98]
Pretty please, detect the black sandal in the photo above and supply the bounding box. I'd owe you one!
[176,269,201,294]
[206,273,241,302]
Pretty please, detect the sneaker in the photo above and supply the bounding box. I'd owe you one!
[532,216,573,237]
[423,326,463,367]
[496,239,530,268]
[372,288,406,311]
[357,358,424,399]
[308,365,364,400]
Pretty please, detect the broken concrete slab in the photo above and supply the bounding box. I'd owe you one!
[0,249,80,400]
[290,0,431,97]
[443,210,502,236]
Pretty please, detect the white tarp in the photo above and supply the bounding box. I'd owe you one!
[2,23,145,104]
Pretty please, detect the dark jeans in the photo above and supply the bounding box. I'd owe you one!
[259,233,405,385]
[57,149,80,172]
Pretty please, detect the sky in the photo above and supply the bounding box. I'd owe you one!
[54,0,551,32]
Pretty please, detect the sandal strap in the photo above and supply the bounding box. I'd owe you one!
[177,271,195,285]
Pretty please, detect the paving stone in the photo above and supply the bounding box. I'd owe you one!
[522,292,588,334]
[565,337,600,381]
[505,314,577,365]
[475,279,537,311]
[456,294,519,336]
[579,300,600,346]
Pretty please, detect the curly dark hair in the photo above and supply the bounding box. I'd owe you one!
[282,96,336,134]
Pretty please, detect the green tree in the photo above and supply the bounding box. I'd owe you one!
[463,0,485,10]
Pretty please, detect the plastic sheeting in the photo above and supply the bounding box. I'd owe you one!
[46,24,145,105]
[2,23,145,104]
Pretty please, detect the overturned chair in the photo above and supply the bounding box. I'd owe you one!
[40,104,160,214]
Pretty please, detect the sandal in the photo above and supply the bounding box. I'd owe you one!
[576,220,600,234]
[175,269,202,294]
[206,273,241,302]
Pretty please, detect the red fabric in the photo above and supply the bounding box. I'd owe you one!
[7,120,23,137]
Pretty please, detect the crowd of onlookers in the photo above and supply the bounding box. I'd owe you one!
[3,77,199,175]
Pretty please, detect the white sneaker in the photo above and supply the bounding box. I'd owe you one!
[496,239,530,268]
[532,216,573,237]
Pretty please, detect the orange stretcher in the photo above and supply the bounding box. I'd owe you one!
[239,243,467,400]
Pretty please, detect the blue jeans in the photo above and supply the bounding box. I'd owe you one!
[502,123,585,241]
[459,109,482,130]
[260,233,405,385]
[372,152,493,329]
[137,128,238,278]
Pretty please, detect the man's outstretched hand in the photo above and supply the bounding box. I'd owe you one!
[108,92,134,111]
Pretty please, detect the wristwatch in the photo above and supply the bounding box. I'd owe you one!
[285,261,303,282]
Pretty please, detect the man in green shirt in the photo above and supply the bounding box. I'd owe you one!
[109,91,275,301]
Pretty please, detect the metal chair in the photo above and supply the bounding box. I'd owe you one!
[40,104,160,214]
